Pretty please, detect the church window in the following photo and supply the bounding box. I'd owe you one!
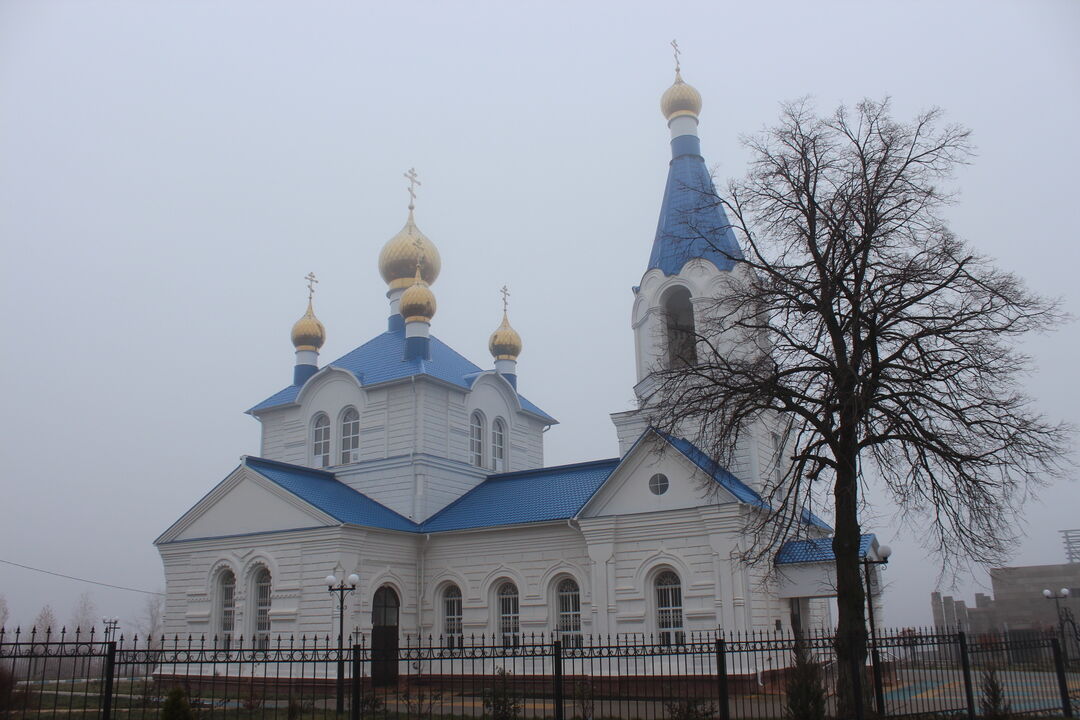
[649,473,669,495]
[312,414,331,467]
[217,569,235,648]
[470,412,485,467]
[340,408,360,464]
[254,567,272,649]
[491,418,506,472]
[443,585,463,647]
[497,582,519,646]
[556,578,582,647]
[771,432,784,484]
[663,286,697,367]
[655,571,684,645]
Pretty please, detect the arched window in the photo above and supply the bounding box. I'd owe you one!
[491,419,506,472]
[253,567,272,648]
[312,414,331,468]
[663,286,697,367]
[340,408,360,465]
[469,412,485,468]
[655,570,684,645]
[497,582,519,647]
[217,569,236,648]
[556,578,582,647]
[443,585,463,648]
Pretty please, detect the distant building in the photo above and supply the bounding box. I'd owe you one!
[930,561,1080,639]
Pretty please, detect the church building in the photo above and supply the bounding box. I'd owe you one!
[155,66,883,648]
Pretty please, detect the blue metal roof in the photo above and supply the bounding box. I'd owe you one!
[656,431,832,531]
[244,456,420,532]
[648,134,743,276]
[420,459,620,532]
[775,533,877,565]
[248,328,554,421]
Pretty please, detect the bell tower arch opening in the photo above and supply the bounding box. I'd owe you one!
[662,286,697,368]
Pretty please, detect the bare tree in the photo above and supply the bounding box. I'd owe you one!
[137,591,164,642]
[0,594,8,630]
[646,98,1071,713]
[68,592,97,635]
[33,605,57,634]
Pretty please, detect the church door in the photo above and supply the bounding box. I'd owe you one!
[371,586,400,687]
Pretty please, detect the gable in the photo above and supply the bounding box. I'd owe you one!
[579,437,735,519]
[161,468,335,543]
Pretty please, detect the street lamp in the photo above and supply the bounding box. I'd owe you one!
[326,573,359,714]
[1043,587,1071,660]
[862,544,892,717]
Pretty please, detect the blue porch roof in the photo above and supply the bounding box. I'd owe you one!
[248,328,553,421]
[775,534,877,565]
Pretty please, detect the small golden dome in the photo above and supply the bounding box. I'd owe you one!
[400,267,436,323]
[291,300,326,351]
[378,209,442,290]
[489,312,522,360]
[660,70,702,121]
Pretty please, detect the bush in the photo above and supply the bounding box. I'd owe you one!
[665,698,716,720]
[161,687,194,720]
[483,668,521,720]
[785,639,826,720]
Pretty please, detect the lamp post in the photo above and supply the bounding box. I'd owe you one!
[862,544,892,717]
[1043,587,1071,661]
[326,573,359,714]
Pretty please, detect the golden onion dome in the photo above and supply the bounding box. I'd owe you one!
[378,209,442,290]
[489,311,522,361]
[660,70,702,121]
[400,267,436,323]
[291,300,326,351]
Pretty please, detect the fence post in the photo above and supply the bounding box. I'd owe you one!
[101,640,116,720]
[552,639,564,720]
[715,638,730,720]
[351,643,362,720]
[1051,638,1074,719]
[957,631,976,720]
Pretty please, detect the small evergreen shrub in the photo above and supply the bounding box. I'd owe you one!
[785,639,826,720]
[979,667,1013,720]
[161,687,194,720]
[483,668,521,720]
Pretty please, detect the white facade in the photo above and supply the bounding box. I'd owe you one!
[156,69,848,647]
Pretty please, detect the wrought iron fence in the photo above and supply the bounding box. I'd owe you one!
[1,626,1076,720]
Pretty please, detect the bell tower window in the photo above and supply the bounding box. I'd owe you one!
[470,412,485,468]
[340,408,360,464]
[312,414,331,468]
[663,286,697,367]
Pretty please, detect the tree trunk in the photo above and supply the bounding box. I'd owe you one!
[833,442,868,718]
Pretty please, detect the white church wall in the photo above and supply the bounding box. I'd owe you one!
[359,387,388,461]
[258,409,306,465]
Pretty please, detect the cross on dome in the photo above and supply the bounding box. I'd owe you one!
[500,284,510,313]
[305,271,318,301]
[671,39,681,73]
[404,167,421,210]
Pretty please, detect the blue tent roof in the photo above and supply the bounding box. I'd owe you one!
[775,533,877,565]
[648,134,743,276]
[244,456,419,532]
[248,328,553,421]
[420,459,620,532]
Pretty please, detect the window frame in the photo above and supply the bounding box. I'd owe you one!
[469,412,485,468]
[654,570,685,646]
[217,569,236,649]
[491,418,506,472]
[442,584,463,648]
[555,577,583,647]
[312,414,331,468]
[496,581,520,647]
[253,567,272,649]
[340,407,360,465]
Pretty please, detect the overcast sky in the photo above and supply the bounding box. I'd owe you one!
[1,0,1077,633]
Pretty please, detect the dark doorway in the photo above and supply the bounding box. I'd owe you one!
[371,586,400,687]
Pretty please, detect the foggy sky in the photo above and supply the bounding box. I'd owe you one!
[1,0,1077,633]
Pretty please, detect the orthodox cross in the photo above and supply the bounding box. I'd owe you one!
[404,167,421,210]
[671,39,681,73]
[305,271,318,301]
[500,284,510,313]
[413,237,426,276]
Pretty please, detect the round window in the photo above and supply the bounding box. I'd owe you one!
[649,473,669,496]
